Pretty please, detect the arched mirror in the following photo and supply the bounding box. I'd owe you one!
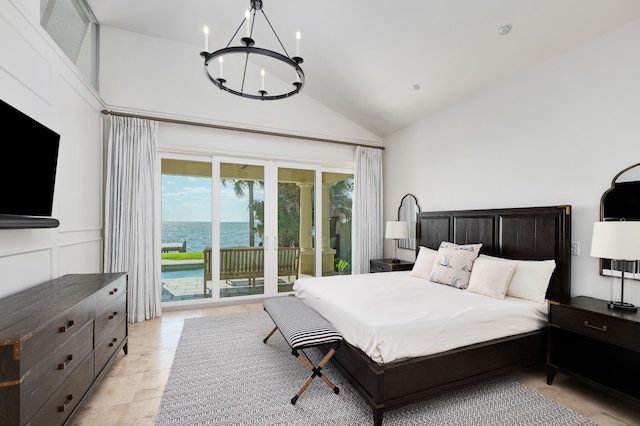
[599,162,640,280]
[398,194,420,250]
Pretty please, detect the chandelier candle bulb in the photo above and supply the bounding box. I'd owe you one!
[245,10,251,37]
[203,25,209,52]
[296,31,301,57]
[261,69,265,90]
[219,56,223,78]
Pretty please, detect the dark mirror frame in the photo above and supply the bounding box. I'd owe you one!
[599,162,640,280]
[398,194,420,250]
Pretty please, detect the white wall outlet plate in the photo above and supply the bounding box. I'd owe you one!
[571,241,580,256]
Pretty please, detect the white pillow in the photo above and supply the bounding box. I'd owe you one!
[410,246,438,280]
[429,242,483,289]
[507,259,556,303]
[467,256,517,299]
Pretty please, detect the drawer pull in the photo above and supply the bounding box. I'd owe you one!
[109,311,119,320]
[584,321,608,332]
[59,320,75,333]
[108,337,118,347]
[58,394,73,412]
[109,288,119,295]
[57,354,74,370]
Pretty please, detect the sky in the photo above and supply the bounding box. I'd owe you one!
[162,175,263,222]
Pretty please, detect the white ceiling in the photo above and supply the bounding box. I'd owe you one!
[86,0,640,138]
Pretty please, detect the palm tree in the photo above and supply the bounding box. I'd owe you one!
[330,178,353,218]
[277,183,300,247]
[222,177,352,250]
[221,178,264,247]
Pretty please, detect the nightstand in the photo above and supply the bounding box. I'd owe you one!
[547,296,640,401]
[370,258,414,273]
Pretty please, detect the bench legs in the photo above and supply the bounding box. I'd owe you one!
[263,327,340,405]
[263,326,278,343]
[291,346,340,404]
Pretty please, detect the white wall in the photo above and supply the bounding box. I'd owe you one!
[0,0,104,297]
[98,26,382,148]
[383,19,640,305]
[157,121,356,169]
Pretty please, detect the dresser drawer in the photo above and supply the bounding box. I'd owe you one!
[549,303,640,352]
[95,317,127,375]
[20,298,94,375]
[21,321,93,421]
[27,353,94,426]
[94,275,127,311]
[95,292,126,344]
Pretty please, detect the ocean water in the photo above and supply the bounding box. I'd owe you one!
[162,221,262,253]
[162,221,262,280]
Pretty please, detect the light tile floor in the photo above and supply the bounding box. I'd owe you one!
[69,302,640,426]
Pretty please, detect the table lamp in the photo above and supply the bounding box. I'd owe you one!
[385,221,409,263]
[590,221,640,312]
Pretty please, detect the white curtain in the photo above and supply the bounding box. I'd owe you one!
[104,116,162,323]
[352,146,384,274]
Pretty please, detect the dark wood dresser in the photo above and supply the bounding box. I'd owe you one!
[0,273,128,426]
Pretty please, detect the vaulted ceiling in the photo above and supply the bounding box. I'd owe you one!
[86,0,640,138]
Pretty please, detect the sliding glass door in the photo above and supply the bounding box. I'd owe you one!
[160,153,353,305]
[322,172,354,276]
[160,158,212,302]
[218,162,265,298]
[277,167,314,292]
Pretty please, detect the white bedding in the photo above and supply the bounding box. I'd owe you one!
[293,271,548,364]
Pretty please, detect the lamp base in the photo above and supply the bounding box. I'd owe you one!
[391,258,401,264]
[608,301,638,312]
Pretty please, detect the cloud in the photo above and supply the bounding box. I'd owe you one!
[184,186,210,194]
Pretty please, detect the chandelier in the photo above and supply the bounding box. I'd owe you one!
[200,0,305,100]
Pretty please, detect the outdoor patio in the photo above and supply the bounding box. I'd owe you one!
[161,275,298,301]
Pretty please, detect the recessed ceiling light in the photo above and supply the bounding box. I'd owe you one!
[498,25,511,36]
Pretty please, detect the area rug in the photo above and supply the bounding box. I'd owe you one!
[156,311,596,426]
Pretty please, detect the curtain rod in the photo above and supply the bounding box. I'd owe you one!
[101,109,384,150]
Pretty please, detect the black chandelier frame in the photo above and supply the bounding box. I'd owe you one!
[200,0,305,100]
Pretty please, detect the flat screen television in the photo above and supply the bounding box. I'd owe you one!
[0,99,60,229]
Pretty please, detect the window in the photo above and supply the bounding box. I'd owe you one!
[160,153,354,306]
[41,0,98,88]
[161,158,212,302]
[323,173,353,276]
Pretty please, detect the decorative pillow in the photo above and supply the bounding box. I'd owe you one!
[429,242,483,289]
[506,259,556,303]
[467,256,517,299]
[409,246,438,280]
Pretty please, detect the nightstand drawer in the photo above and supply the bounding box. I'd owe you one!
[550,304,640,352]
[369,259,414,273]
[371,262,391,272]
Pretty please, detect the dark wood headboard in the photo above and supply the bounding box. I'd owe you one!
[415,205,571,301]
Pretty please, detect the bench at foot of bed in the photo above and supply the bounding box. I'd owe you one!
[262,295,342,404]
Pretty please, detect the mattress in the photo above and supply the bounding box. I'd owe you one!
[293,271,548,364]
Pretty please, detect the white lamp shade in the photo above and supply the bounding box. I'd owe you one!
[590,221,640,260]
[385,221,409,239]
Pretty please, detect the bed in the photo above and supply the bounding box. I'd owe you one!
[293,205,571,426]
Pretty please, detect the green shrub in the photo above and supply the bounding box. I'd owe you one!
[161,252,204,260]
[335,259,351,272]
